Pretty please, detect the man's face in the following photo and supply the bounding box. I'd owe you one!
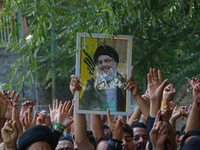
[97,55,117,74]
[133,127,147,150]
[122,131,134,150]
[56,140,73,150]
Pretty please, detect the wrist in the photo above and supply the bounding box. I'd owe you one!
[4,144,17,150]
[169,118,176,122]
[152,144,164,150]
[150,102,161,116]
[132,93,141,100]
[112,133,123,141]
[55,126,63,133]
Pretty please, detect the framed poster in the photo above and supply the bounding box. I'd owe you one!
[75,33,132,115]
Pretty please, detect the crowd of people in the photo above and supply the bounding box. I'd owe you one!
[0,67,200,150]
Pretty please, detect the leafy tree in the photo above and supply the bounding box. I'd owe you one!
[0,0,200,103]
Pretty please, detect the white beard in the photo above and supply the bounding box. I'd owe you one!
[97,63,117,82]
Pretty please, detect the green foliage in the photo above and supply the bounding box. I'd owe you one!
[0,0,200,100]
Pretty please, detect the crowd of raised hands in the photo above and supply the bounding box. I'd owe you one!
[0,67,200,150]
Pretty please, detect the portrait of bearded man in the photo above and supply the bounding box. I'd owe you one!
[79,45,126,111]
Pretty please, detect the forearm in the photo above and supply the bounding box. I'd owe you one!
[127,106,141,125]
[4,143,17,150]
[91,114,104,141]
[132,94,149,120]
[150,100,161,116]
[74,114,93,149]
[169,119,176,133]
[185,101,200,132]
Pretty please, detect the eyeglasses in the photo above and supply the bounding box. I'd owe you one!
[97,59,113,65]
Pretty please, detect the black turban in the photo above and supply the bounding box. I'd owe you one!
[94,45,119,65]
[18,125,56,150]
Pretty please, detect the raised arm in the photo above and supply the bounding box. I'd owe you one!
[161,84,176,109]
[74,113,93,150]
[148,68,168,116]
[91,114,104,141]
[125,66,150,119]
[127,106,141,125]
[185,77,200,132]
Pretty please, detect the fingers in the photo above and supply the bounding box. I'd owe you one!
[13,93,19,103]
[32,111,38,123]
[160,79,169,90]
[3,120,13,132]
[10,90,16,99]
[107,108,112,123]
[49,104,52,111]
[158,70,163,82]
[28,108,32,122]
[131,66,134,78]
[154,110,161,126]
[68,104,74,116]
[56,99,59,109]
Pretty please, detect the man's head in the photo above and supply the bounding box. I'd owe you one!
[94,45,119,77]
[18,125,56,150]
[180,128,200,149]
[130,122,147,150]
[56,136,73,150]
[96,136,110,150]
[122,124,134,150]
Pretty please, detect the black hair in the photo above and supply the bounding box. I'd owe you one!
[180,128,200,148]
[102,124,110,130]
[181,124,186,133]
[59,136,73,144]
[95,135,111,150]
[176,131,180,136]
[87,130,95,143]
[123,124,133,138]
[94,45,119,65]
[130,122,146,129]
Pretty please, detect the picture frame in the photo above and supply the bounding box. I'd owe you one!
[74,32,132,115]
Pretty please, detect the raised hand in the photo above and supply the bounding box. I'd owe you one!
[70,75,82,95]
[125,66,140,97]
[21,107,37,132]
[107,108,123,141]
[161,98,174,121]
[20,100,33,121]
[181,105,192,118]
[0,90,10,119]
[1,120,19,149]
[189,77,200,102]
[170,106,182,121]
[57,101,74,129]
[150,110,168,149]
[49,99,62,126]
[148,68,168,101]
[142,89,150,103]
[5,90,19,120]
[163,84,176,101]
[36,110,51,126]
